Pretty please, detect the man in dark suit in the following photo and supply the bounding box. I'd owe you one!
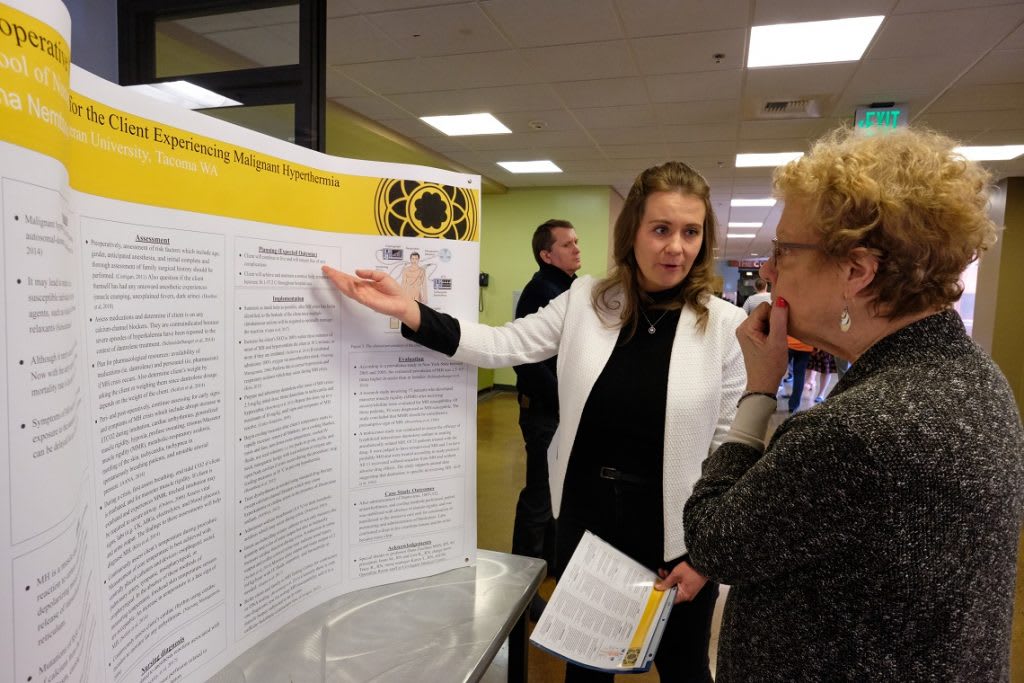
[512,219,581,620]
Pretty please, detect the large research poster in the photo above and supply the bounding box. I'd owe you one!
[0,1,482,681]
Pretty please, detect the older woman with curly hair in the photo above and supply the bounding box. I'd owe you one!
[677,126,1024,681]
[325,161,746,683]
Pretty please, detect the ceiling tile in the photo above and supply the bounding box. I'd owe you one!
[342,51,534,94]
[343,0,472,12]
[528,146,609,161]
[660,124,738,143]
[603,144,692,159]
[373,116,445,139]
[406,135,472,153]
[726,206,774,222]
[388,85,561,115]
[559,158,633,172]
[753,0,892,25]
[588,125,671,145]
[929,83,1024,112]
[333,96,412,120]
[957,49,1024,87]
[739,118,843,141]
[616,0,750,37]
[743,63,858,100]
[632,29,746,76]
[436,149,489,168]
[894,0,1021,13]
[916,109,1024,134]
[492,109,580,133]
[520,41,638,81]
[459,128,593,151]
[735,138,812,154]
[655,100,740,125]
[365,3,511,57]
[868,5,1024,60]
[340,58,441,94]
[479,0,622,47]
[837,53,976,110]
[959,127,1024,144]
[326,16,409,64]
[646,70,743,102]
[670,140,738,158]
[572,104,658,128]
[175,0,1024,199]
[326,67,372,98]
[554,78,650,108]
[998,23,1024,50]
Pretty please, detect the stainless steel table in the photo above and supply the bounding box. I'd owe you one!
[209,550,545,683]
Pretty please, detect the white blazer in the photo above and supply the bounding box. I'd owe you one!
[454,276,746,560]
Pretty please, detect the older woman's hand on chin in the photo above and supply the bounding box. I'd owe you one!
[321,265,422,331]
[736,297,791,395]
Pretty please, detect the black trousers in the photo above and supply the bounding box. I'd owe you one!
[556,474,718,683]
[510,400,557,568]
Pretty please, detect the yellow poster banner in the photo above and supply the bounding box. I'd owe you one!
[0,2,479,240]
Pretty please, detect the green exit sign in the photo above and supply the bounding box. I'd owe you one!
[855,104,908,131]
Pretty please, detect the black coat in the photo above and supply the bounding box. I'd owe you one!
[512,263,574,412]
[686,310,1024,681]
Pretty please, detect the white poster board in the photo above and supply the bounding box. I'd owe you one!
[0,1,481,681]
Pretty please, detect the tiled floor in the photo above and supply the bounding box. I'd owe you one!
[472,387,811,682]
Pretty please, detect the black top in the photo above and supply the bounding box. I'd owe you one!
[685,309,1024,681]
[560,285,684,569]
[513,263,576,411]
[404,284,690,570]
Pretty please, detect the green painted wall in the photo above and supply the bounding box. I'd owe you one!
[996,178,1024,683]
[991,177,1024,414]
[478,187,615,388]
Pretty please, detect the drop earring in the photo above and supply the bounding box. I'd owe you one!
[839,304,851,332]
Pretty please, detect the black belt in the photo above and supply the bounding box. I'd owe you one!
[598,466,655,486]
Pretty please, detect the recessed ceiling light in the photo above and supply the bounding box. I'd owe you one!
[728,233,757,239]
[420,113,511,136]
[750,253,759,256]
[497,160,562,173]
[124,81,242,109]
[728,222,763,228]
[954,145,1024,161]
[736,152,803,167]
[748,16,884,68]
[731,198,777,207]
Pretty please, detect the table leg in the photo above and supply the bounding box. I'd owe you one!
[507,611,527,683]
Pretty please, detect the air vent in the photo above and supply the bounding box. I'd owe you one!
[759,98,821,119]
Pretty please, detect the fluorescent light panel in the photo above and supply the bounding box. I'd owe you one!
[748,16,884,68]
[420,113,510,136]
[954,145,1024,161]
[731,198,776,207]
[728,222,763,228]
[736,152,803,167]
[728,233,757,239]
[124,81,242,109]
[497,160,562,173]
